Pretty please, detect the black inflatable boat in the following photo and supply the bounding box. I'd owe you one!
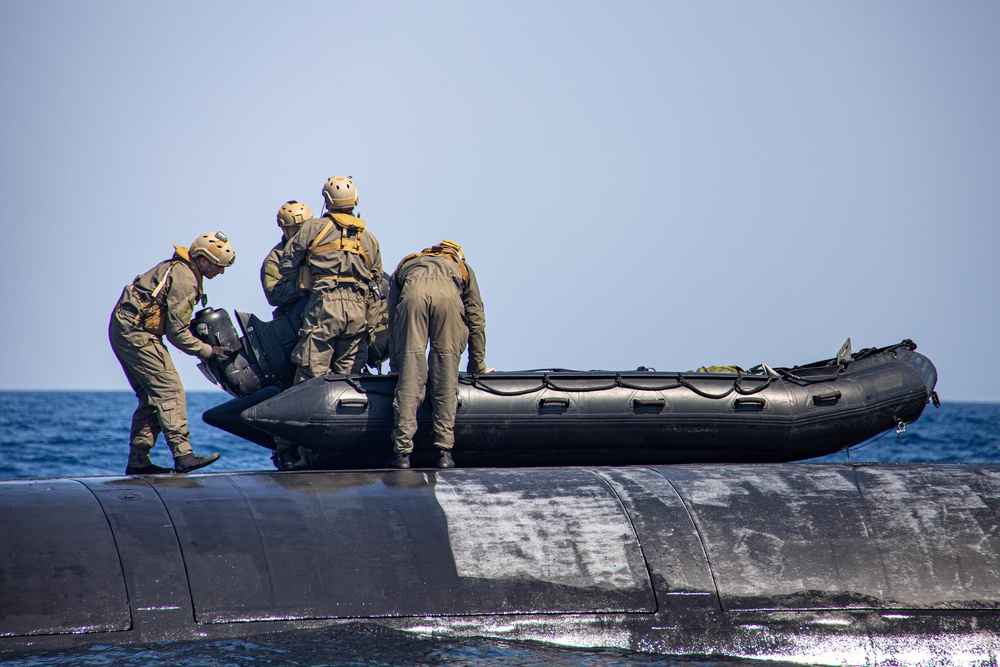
[194,307,939,469]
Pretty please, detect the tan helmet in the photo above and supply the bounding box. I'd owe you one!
[276,200,313,228]
[322,176,359,211]
[190,231,236,267]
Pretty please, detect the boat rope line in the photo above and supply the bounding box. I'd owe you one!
[341,340,918,401]
[343,371,780,400]
[461,370,779,400]
[843,427,896,459]
[773,339,918,384]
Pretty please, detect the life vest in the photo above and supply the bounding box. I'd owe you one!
[298,213,373,290]
[398,239,468,282]
[130,246,203,336]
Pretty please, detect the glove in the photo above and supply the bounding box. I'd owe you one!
[211,345,231,361]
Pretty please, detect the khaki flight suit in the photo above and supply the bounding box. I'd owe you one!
[108,248,214,468]
[260,237,304,318]
[388,252,486,455]
[278,212,383,383]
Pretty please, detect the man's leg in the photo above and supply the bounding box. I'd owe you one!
[291,294,335,383]
[329,291,369,375]
[390,287,431,465]
[111,328,176,473]
[426,282,468,467]
[427,348,461,451]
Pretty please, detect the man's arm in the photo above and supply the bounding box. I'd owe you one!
[164,266,213,359]
[462,263,487,374]
[261,249,303,310]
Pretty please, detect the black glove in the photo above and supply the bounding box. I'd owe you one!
[211,345,231,361]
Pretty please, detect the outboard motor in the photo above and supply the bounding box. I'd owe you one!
[191,307,241,350]
[191,305,300,397]
[191,272,392,398]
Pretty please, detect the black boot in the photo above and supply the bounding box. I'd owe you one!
[174,452,221,473]
[436,449,455,469]
[125,463,174,475]
[389,452,411,469]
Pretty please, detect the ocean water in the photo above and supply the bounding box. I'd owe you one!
[1,391,998,666]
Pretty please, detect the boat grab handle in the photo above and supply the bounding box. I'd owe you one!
[633,397,666,408]
[539,396,570,408]
[734,397,766,409]
[812,390,842,405]
[338,396,369,409]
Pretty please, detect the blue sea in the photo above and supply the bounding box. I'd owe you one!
[1,391,998,667]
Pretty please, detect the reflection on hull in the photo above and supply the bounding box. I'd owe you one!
[1,463,997,664]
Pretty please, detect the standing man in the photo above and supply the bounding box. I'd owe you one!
[387,240,492,469]
[278,176,383,383]
[109,232,236,475]
[262,200,313,471]
[260,200,312,318]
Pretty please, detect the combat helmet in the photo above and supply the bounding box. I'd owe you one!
[276,200,313,228]
[322,176,359,211]
[190,231,236,267]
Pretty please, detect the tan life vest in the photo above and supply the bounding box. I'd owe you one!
[398,239,469,282]
[131,246,203,336]
[297,213,373,291]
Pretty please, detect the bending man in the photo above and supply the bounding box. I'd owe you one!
[388,240,491,469]
[109,232,235,475]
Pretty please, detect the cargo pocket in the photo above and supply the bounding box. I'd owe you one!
[158,396,191,453]
[124,327,154,348]
[343,297,369,338]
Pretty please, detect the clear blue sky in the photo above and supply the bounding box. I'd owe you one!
[2,1,998,402]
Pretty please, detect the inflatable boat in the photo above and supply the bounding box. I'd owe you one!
[193,307,939,469]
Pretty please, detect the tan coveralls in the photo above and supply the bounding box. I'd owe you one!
[278,212,383,383]
[108,248,214,468]
[260,237,304,318]
[388,251,486,454]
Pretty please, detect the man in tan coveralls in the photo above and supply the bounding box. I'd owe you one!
[261,199,315,470]
[109,232,236,475]
[387,240,491,469]
[260,200,312,318]
[278,176,383,382]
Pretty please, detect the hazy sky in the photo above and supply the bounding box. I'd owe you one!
[2,1,998,402]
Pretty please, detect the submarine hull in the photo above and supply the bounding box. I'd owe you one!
[1,463,997,664]
[204,340,938,468]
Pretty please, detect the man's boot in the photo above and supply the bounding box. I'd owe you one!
[125,462,174,475]
[436,448,455,469]
[174,452,221,473]
[389,452,411,469]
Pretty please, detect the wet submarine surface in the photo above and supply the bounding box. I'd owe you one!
[2,463,998,663]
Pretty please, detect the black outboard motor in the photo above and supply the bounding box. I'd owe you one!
[191,307,242,350]
[192,272,392,398]
[191,305,300,397]
[191,303,390,398]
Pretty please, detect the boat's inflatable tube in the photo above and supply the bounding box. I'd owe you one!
[1,464,997,664]
[202,336,937,468]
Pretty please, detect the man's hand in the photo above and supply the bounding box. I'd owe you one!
[211,345,231,361]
